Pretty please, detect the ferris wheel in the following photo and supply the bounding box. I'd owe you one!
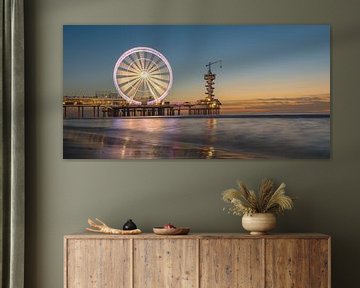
[113,47,173,105]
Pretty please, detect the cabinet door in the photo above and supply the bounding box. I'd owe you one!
[66,239,131,288]
[200,239,264,288]
[309,239,330,288]
[134,239,198,288]
[266,239,309,287]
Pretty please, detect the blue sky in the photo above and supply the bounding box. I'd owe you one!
[63,25,330,112]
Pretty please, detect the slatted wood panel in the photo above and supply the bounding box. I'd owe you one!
[64,234,330,288]
[200,239,264,288]
[133,239,198,288]
[265,239,310,288]
[66,239,131,288]
[310,239,330,288]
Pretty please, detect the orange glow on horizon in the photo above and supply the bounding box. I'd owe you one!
[170,92,330,114]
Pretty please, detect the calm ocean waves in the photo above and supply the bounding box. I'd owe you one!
[63,116,330,159]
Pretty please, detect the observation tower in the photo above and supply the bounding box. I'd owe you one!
[199,60,222,109]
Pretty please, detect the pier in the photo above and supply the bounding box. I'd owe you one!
[63,59,223,119]
[63,103,221,119]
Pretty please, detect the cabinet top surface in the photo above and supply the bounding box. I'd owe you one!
[64,232,330,240]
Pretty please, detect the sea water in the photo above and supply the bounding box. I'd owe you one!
[63,115,330,159]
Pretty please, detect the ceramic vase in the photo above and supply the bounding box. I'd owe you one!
[242,213,276,235]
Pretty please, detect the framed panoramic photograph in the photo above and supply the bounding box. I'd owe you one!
[63,25,330,159]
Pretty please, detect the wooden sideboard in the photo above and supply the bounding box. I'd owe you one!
[64,233,330,288]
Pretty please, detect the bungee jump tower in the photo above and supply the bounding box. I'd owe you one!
[197,60,222,111]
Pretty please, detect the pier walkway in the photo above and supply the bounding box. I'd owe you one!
[63,104,221,119]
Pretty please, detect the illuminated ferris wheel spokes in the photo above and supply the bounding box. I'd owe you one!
[113,47,173,105]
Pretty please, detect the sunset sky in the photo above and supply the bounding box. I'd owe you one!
[64,25,330,113]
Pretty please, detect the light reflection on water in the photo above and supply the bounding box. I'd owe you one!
[63,117,330,159]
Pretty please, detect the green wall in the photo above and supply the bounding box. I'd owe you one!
[25,0,360,287]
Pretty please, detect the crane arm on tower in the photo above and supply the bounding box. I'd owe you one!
[205,60,222,73]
